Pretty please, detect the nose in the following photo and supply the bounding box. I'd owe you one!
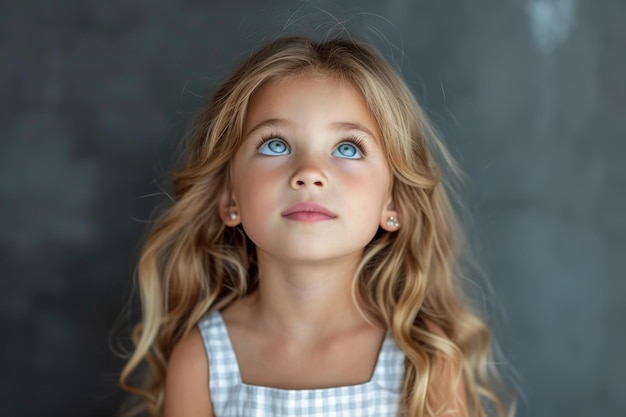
[289,159,328,190]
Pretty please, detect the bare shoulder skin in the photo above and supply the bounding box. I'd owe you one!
[164,328,214,417]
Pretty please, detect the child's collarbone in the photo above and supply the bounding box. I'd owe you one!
[232,323,385,390]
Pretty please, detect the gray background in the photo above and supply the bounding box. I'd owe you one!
[1,0,624,416]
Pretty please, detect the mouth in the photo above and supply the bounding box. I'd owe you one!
[281,202,337,222]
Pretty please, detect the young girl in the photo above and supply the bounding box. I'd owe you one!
[119,36,513,417]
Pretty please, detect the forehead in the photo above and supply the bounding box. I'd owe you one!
[243,73,380,137]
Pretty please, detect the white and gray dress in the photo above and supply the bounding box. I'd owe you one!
[198,311,406,417]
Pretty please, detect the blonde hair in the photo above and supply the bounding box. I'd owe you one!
[119,36,514,417]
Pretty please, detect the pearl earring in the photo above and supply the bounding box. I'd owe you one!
[386,215,399,228]
[229,212,238,220]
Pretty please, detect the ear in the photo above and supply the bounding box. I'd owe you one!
[379,196,400,232]
[218,187,241,227]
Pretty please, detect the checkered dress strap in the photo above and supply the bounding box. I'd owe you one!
[198,311,241,413]
[198,311,406,417]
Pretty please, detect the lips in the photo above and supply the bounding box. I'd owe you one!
[281,202,337,222]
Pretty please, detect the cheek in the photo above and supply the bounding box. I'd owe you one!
[233,166,280,212]
[341,164,391,199]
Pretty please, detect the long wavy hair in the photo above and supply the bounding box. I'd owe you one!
[119,36,514,417]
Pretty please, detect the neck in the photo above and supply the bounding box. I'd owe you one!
[247,250,375,338]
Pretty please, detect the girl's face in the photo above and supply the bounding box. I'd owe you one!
[227,74,397,265]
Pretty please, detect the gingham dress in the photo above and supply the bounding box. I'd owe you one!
[198,311,406,417]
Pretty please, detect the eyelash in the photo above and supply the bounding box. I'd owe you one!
[341,135,369,157]
[254,132,284,151]
[254,133,369,157]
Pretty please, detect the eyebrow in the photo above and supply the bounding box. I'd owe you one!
[244,119,377,140]
[329,122,377,139]
[244,118,293,139]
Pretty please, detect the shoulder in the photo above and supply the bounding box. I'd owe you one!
[422,318,447,338]
[164,327,214,417]
[421,318,469,417]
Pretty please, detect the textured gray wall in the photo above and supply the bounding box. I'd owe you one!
[1,1,624,416]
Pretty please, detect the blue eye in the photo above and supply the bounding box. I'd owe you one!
[333,142,362,159]
[258,139,290,156]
